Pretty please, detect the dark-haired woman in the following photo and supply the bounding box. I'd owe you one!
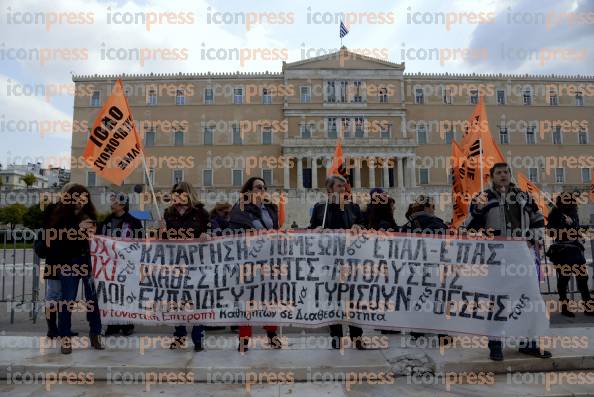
[162,182,211,351]
[229,177,281,352]
[45,183,104,354]
[546,192,594,317]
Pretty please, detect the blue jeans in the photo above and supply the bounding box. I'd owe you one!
[58,258,102,337]
[174,326,204,346]
[45,279,62,312]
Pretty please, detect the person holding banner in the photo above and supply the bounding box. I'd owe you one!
[309,175,368,350]
[469,163,552,361]
[210,202,232,236]
[44,183,104,354]
[229,177,282,352]
[546,192,594,317]
[400,195,448,235]
[161,182,211,352]
[98,192,143,337]
[364,188,398,232]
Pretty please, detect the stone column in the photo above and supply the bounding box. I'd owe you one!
[311,156,318,189]
[284,156,290,189]
[397,157,404,189]
[408,156,416,188]
[297,156,303,190]
[354,158,361,189]
[382,158,389,188]
[368,158,376,188]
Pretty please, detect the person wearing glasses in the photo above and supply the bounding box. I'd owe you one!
[160,182,211,352]
[229,177,281,352]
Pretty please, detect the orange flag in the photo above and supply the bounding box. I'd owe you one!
[451,141,468,229]
[278,192,286,228]
[83,80,144,186]
[458,96,505,197]
[516,171,549,220]
[328,138,351,192]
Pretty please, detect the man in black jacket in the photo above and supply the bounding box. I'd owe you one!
[309,175,367,350]
[98,192,143,336]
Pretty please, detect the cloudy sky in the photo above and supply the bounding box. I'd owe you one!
[1,0,593,169]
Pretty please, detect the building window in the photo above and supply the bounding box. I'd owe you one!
[549,89,559,106]
[523,89,532,105]
[146,168,155,185]
[262,127,272,145]
[444,129,454,144]
[419,168,429,185]
[443,88,452,104]
[303,168,312,189]
[204,127,213,145]
[552,168,565,184]
[380,123,391,139]
[352,81,362,103]
[232,170,243,187]
[300,86,311,103]
[90,91,101,107]
[578,129,589,144]
[262,169,273,186]
[576,91,584,106]
[528,168,538,183]
[470,89,479,104]
[499,126,509,144]
[552,126,562,144]
[354,117,364,138]
[341,118,351,138]
[203,169,213,187]
[87,171,96,187]
[415,88,424,104]
[379,87,388,103]
[417,124,427,144]
[147,88,157,105]
[326,81,336,103]
[300,123,311,139]
[262,88,272,104]
[173,169,183,184]
[497,90,505,105]
[233,88,243,104]
[204,88,214,104]
[526,125,536,144]
[327,117,337,138]
[145,128,156,146]
[581,168,591,184]
[339,80,348,103]
[232,124,242,144]
[175,89,185,105]
[174,131,184,146]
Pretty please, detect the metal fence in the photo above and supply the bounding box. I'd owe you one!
[1,226,593,324]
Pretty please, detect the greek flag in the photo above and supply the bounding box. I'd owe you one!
[339,21,349,38]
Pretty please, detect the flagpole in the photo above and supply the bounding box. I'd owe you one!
[140,154,162,222]
[479,138,484,193]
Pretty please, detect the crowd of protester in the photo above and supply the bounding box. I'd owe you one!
[36,162,593,361]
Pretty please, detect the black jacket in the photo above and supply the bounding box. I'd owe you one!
[42,203,93,280]
[309,202,364,230]
[229,202,279,232]
[98,212,143,238]
[546,207,585,265]
[401,212,448,235]
[164,204,210,239]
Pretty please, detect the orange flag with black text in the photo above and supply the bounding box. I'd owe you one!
[83,79,143,186]
[458,96,505,196]
[328,138,351,192]
[451,141,468,229]
[516,171,549,220]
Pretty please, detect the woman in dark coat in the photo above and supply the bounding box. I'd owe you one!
[546,192,593,317]
[365,188,398,232]
[45,183,104,354]
[162,182,211,351]
[98,192,143,336]
[229,177,281,352]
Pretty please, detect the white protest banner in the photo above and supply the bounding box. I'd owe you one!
[90,231,549,338]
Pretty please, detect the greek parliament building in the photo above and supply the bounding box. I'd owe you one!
[70,48,594,224]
